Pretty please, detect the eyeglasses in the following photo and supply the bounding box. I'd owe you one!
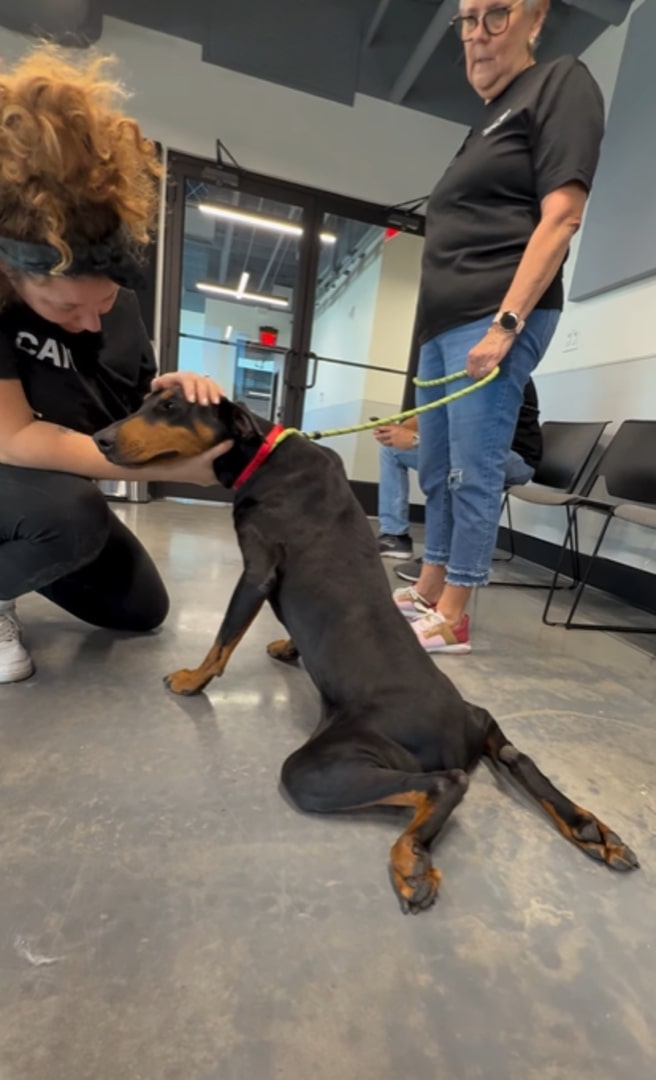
[450,1,524,42]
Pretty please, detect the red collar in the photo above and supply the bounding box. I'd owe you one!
[233,424,286,490]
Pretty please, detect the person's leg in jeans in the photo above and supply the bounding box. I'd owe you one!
[0,466,168,681]
[403,310,559,648]
[378,444,418,557]
[504,449,535,488]
[391,336,451,612]
[394,449,534,587]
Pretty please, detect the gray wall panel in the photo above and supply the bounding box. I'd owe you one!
[570,0,656,301]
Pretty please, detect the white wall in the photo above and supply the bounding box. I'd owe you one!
[302,232,424,482]
[302,249,382,474]
[355,232,424,489]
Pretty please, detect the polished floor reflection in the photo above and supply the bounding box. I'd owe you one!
[1,500,654,1080]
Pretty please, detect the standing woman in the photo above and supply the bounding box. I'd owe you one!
[0,47,229,684]
[394,0,604,653]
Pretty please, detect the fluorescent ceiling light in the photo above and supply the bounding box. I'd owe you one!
[225,325,233,340]
[196,281,289,308]
[198,202,337,245]
[236,271,249,298]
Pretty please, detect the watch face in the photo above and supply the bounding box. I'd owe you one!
[499,312,519,331]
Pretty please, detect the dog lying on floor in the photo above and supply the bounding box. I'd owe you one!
[94,390,638,913]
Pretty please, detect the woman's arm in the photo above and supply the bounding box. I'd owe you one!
[497,183,587,324]
[0,379,228,484]
[466,182,588,379]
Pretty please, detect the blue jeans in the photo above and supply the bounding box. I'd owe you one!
[417,310,559,587]
[505,449,534,488]
[378,446,534,536]
[378,445,419,535]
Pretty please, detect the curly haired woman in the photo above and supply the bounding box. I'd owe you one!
[0,47,229,684]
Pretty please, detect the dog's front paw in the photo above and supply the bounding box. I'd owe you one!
[163,668,208,696]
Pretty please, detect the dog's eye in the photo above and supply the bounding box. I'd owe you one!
[160,399,177,412]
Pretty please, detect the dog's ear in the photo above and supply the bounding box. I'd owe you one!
[231,402,263,441]
[216,398,263,442]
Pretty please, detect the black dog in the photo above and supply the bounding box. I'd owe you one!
[95,389,638,913]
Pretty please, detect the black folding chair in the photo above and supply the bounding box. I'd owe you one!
[494,420,609,586]
[543,419,656,631]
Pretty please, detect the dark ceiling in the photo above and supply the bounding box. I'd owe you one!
[0,0,633,125]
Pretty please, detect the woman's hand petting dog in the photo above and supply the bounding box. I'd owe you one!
[151,371,224,407]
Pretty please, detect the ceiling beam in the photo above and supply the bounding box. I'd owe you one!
[364,0,393,48]
[389,0,453,104]
[561,0,632,26]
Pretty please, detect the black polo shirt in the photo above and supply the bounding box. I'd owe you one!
[416,55,605,344]
[0,289,156,434]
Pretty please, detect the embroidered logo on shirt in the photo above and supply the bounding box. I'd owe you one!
[15,330,76,370]
[482,108,512,137]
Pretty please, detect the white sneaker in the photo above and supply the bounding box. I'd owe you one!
[0,603,35,684]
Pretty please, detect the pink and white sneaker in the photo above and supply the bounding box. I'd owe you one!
[411,611,471,654]
[392,585,436,619]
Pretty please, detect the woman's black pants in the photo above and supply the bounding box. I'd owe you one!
[0,466,169,631]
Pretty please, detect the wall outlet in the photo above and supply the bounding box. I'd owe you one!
[563,329,579,352]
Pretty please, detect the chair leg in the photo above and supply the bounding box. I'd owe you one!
[507,496,515,559]
[542,503,583,626]
[563,513,655,633]
[571,510,582,584]
[563,512,613,628]
[490,489,584,591]
[493,492,514,563]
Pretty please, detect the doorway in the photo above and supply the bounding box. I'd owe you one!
[156,151,425,507]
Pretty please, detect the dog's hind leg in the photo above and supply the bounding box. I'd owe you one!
[165,572,268,695]
[483,717,638,871]
[281,730,469,914]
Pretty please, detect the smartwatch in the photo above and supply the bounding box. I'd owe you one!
[493,311,525,335]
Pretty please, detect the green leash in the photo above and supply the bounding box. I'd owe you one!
[274,365,499,446]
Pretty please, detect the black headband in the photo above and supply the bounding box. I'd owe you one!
[0,230,145,289]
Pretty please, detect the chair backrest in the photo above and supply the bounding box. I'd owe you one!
[587,420,656,506]
[533,420,609,492]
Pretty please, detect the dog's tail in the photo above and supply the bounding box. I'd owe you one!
[481,713,638,872]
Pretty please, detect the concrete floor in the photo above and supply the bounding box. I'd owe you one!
[1,500,654,1080]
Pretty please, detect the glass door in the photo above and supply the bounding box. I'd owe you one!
[173,178,311,425]
[157,152,425,502]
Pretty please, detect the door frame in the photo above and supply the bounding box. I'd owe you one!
[154,149,425,501]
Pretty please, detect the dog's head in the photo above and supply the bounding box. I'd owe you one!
[94,387,263,468]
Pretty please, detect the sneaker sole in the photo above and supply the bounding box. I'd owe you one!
[0,658,35,683]
[421,641,471,655]
[394,566,421,581]
[380,551,413,560]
